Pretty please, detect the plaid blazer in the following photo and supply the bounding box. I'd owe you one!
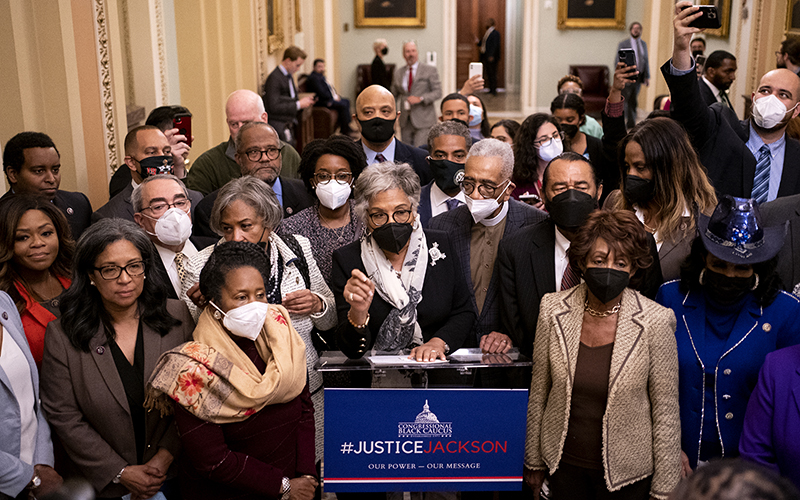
[428,199,546,345]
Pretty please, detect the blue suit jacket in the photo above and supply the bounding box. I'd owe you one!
[0,291,54,498]
[428,200,547,345]
[656,281,800,469]
[740,344,800,489]
[418,182,433,227]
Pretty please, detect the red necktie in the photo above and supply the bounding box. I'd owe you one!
[561,261,580,291]
[408,66,414,92]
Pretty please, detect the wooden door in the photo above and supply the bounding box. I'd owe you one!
[456,0,506,91]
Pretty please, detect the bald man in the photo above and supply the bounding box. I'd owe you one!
[664,2,800,201]
[185,89,301,195]
[354,84,432,185]
[391,41,442,147]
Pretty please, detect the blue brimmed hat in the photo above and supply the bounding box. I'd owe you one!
[697,195,787,264]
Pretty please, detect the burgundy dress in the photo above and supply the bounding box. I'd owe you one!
[173,336,316,499]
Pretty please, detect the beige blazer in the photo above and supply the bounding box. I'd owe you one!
[524,285,681,499]
[40,300,194,497]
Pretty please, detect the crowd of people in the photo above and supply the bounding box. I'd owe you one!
[4,3,800,500]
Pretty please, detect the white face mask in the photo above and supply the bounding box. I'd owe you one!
[537,138,563,163]
[752,94,799,130]
[211,300,270,341]
[145,207,192,246]
[464,181,510,224]
[315,181,352,210]
[468,104,483,127]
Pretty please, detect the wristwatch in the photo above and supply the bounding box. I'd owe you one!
[281,477,291,500]
[28,472,41,490]
[112,466,127,484]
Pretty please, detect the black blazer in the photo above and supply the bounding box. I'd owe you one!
[497,218,663,357]
[662,62,800,199]
[360,139,432,186]
[371,56,391,90]
[698,78,718,107]
[428,200,547,345]
[761,193,800,291]
[192,177,313,239]
[305,72,334,106]
[331,229,475,359]
[479,29,501,62]
[91,183,204,224]
[262,66,299,136]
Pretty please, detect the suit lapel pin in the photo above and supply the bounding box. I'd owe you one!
[429,242,446,266]
[2,312,7,320]
[67,207,74,215]
[762,323,772,332]
[96,346,105,354]
[286,207,293,215]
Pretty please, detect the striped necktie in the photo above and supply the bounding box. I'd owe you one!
[751,144,771,204]
[561,261,581,291]
[375,153,387,163]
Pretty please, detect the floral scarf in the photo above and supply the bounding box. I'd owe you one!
[145,304,307,424]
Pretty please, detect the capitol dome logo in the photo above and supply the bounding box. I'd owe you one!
[398,400,453,438]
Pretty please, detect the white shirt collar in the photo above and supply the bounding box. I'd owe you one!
[429,182,465,208]
[555,226,570,257]
[702,76,724,100]
[362,137,397,163]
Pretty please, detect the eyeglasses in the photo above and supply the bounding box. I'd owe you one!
[243,147,283,162]
[461,179,507,198]
[94,261,146,280]
[533,131,563,148]
[368,209,412,227]
[142,199,191,218]
[314,171,353,184]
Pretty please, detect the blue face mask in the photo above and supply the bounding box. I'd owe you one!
[469,104,483,127]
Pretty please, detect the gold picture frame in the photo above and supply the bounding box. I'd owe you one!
[267,0,283,54]
[355,0,426,28]
[704,0,731,38]
[787,0,800,36]
[558,0,626,30]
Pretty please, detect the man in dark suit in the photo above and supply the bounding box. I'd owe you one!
[132,174,210,301]
[261,46,315,145]
[498,152,662,358]
[93,125,203,223]
[761,193,800,292]
[306,59,353,135]
[391,41,443,147]
[477,18,501,95]
[418,120,470,227]
[665,2,800,202]
[699,50,738,113]
[354,84,432,185]
[2,131,92,239]
[193,121,312,239]
[615,22,650,128]
[429,139,545,356]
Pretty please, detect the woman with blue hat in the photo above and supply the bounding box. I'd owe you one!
[656,195,800,476]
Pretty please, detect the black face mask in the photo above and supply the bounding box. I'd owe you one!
[381,47,388,56]
[137,155,174,178]
[624,175,655,206]
[428,159,465,192]
[371,223,413,254]
[545,189,598,231]
[560,124,579,140]
[692,50,704,58]
[359,117,396,144]
[702,268,755,307]
[584,267,630,304]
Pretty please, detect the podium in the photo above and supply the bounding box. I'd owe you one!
[317,349,531,492]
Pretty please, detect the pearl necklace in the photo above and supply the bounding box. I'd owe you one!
[584,299,621,317]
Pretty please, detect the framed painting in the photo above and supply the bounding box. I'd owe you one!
[355,0,426,28]
[788,0,800,36]
[267,0,283,54]
[704,0,731,38]
[557,0,626,29]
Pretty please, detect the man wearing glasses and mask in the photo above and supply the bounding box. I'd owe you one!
[93,125,204,223]
[192,121,312,238]
[132,174,211,300]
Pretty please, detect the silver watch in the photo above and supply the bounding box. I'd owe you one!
[281,476,291,499]
[29,473,41,489]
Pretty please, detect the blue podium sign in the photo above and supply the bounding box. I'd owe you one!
[324,388,528,492]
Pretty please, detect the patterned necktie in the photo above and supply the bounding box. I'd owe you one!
[174,252,190,293]
[561,260,580,291]
[445,199,460,211]
[751,144,771,204]
[375,153,387,163]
